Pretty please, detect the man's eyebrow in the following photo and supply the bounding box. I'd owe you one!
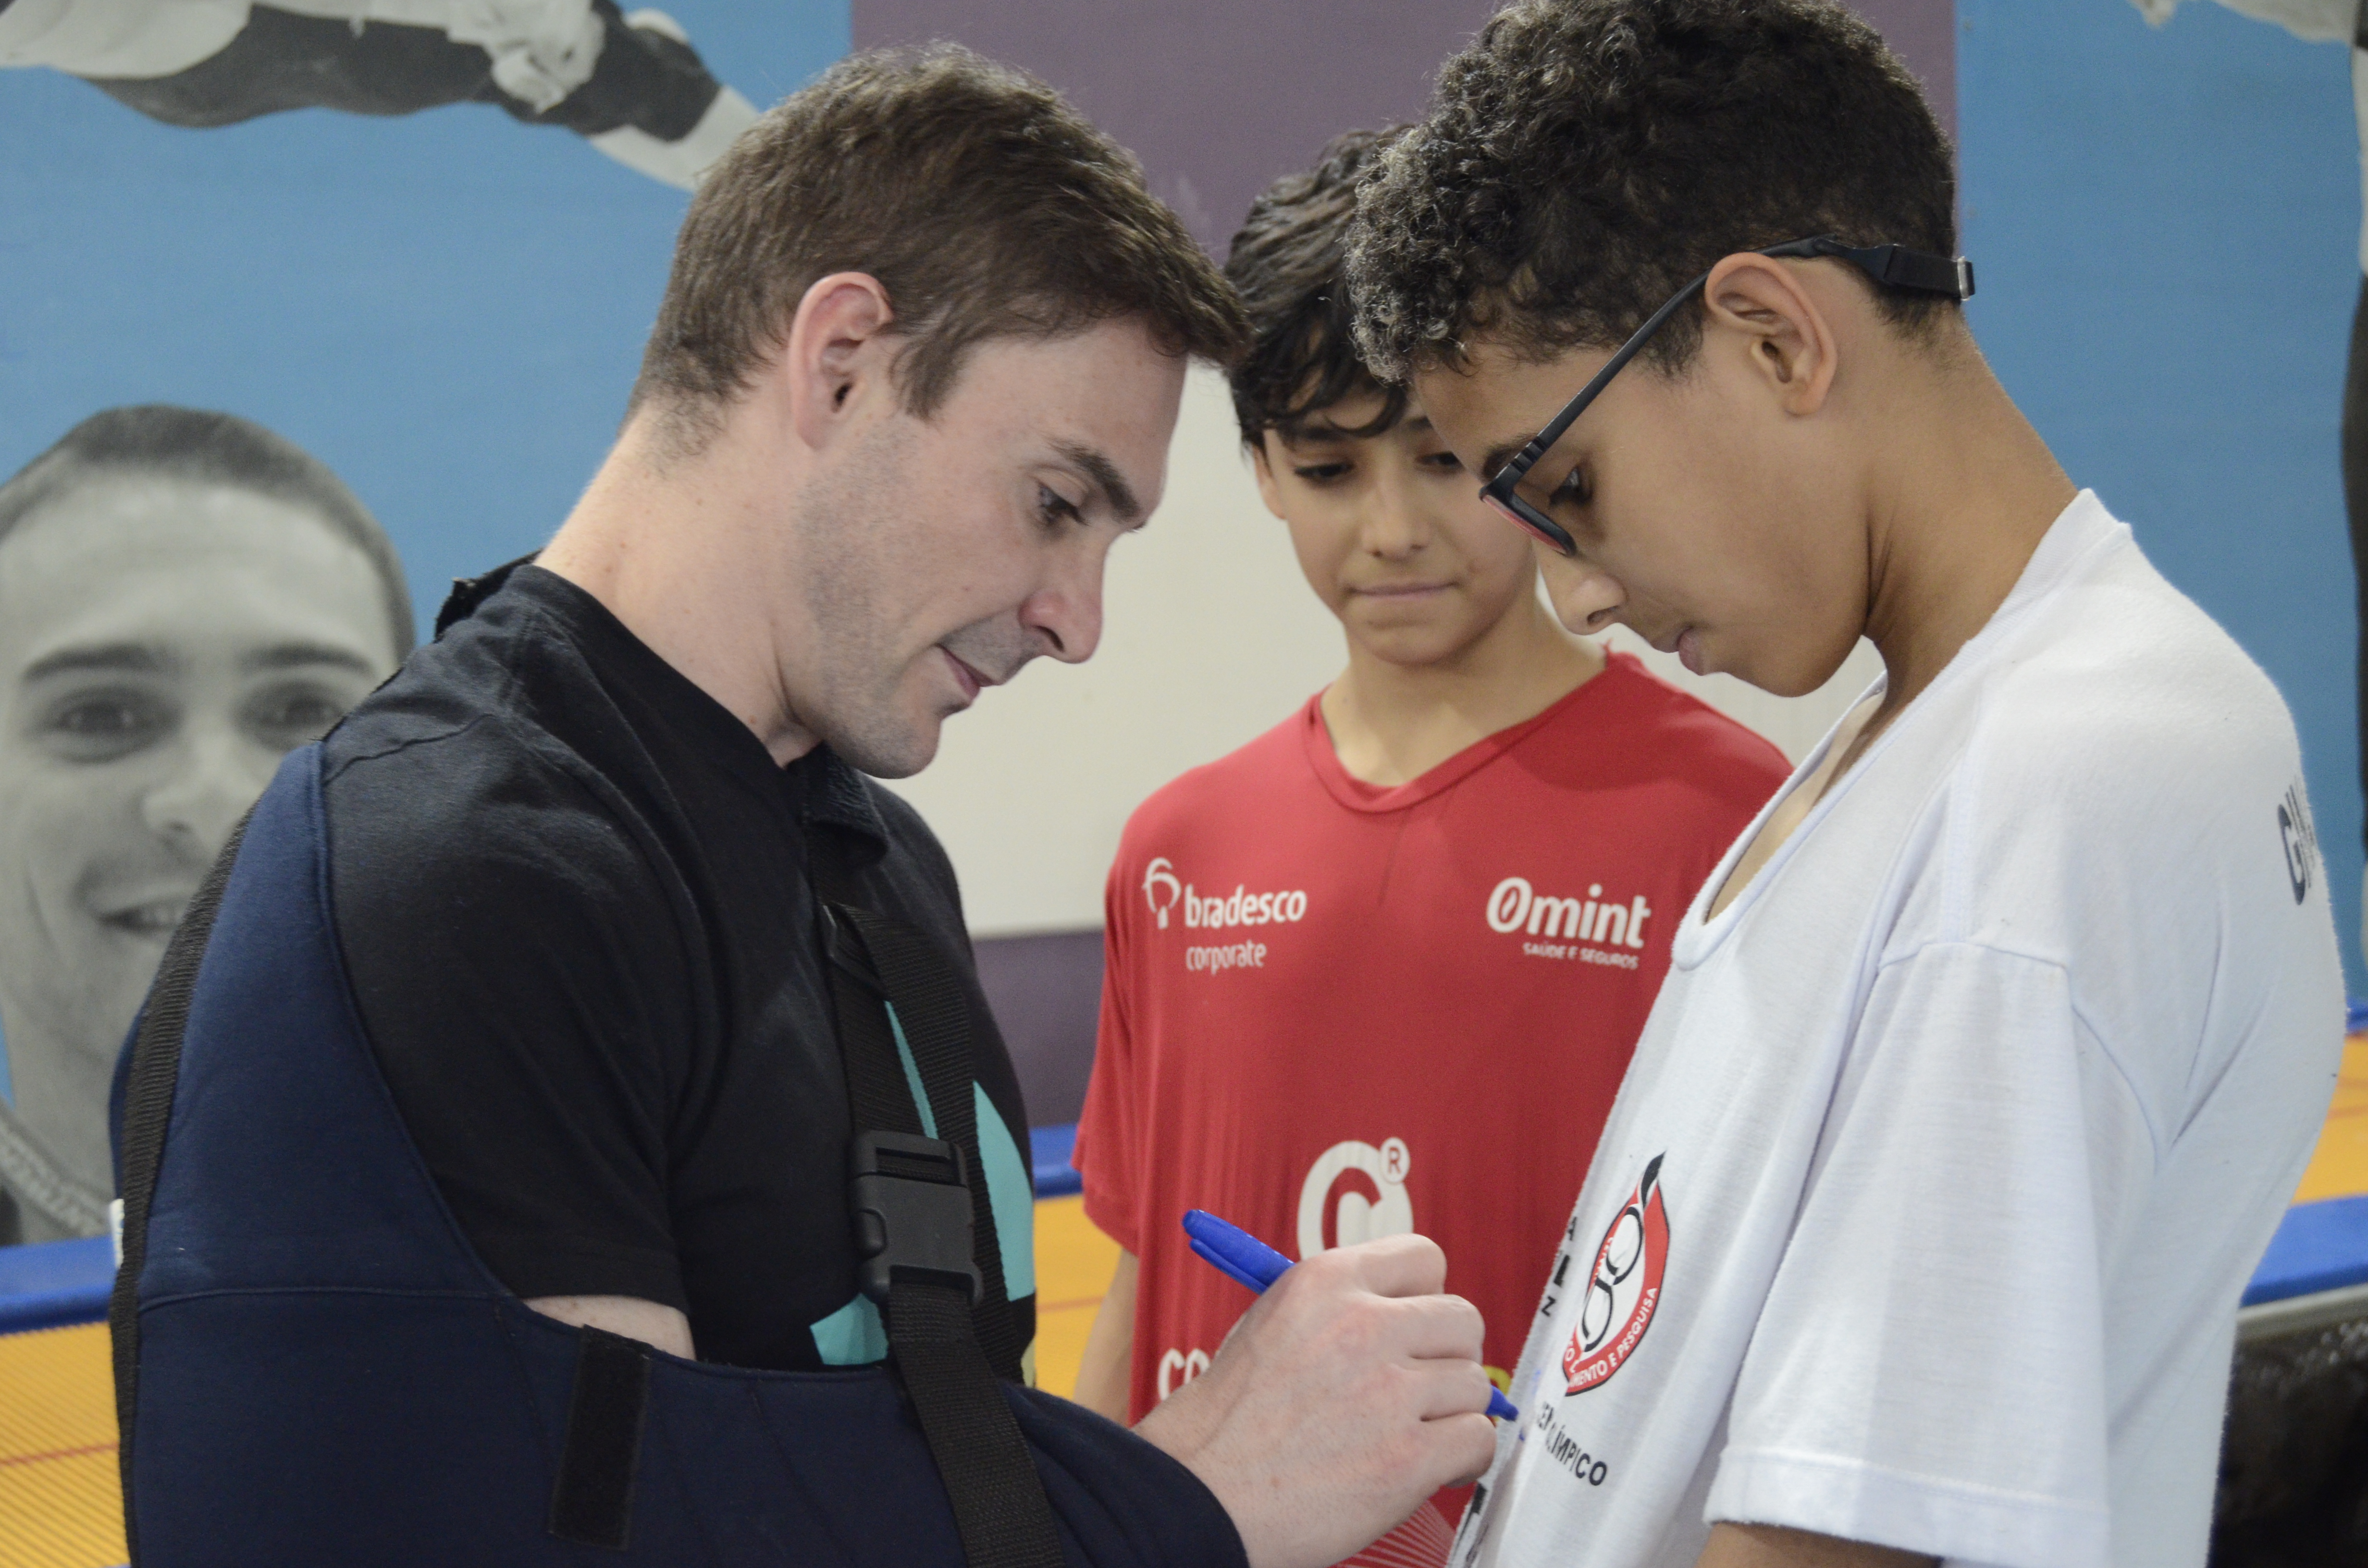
[1054,441,1143,525]
[242,642,379,675]
[20,643,173,683]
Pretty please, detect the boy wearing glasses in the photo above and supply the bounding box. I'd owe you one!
[1346,3,2344,1566]
[1071,128,1789,1567]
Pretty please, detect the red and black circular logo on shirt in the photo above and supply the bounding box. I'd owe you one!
[1561,1154,1668,1396]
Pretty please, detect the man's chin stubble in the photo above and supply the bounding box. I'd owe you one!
[818,710,943,781]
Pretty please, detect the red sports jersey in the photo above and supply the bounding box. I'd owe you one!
[1073,654,1788,1564]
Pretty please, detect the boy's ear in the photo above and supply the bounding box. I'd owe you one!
[1700,254,1839,418]
[779,271,899,452]
[1248,432,1290,521]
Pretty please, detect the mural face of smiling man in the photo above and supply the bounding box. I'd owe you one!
[0,408,408,1242]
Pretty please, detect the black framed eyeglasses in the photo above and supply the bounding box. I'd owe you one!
[1479,235,1976,555]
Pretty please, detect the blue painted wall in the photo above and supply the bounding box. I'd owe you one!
[0,2,849,648]
[1961,0,2367,992]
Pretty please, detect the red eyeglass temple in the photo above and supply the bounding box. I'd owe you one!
[1482,490,1570,551]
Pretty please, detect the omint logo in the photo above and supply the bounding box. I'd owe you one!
[1487,876,1650,950]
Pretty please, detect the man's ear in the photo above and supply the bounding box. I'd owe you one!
[1701,254,1839,418]
[778,271,899,451]
[1248,433,1290,521]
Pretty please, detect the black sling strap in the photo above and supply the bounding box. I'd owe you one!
[110,811,251,1565]
[838,906,1027,1380]
[815,862,1063,1568]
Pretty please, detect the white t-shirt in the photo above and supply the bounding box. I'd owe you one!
[1454,492,2344,1568]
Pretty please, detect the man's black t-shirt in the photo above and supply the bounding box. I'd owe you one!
[320,562,1035,1371]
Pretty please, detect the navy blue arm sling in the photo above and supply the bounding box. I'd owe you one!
[106,743,1242,1567]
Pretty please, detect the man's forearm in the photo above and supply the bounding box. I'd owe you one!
[525,1294,695,1359]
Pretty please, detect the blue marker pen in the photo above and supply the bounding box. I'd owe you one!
[1181,1209,1520,1421]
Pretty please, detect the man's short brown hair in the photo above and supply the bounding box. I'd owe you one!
[631,45,1247,445]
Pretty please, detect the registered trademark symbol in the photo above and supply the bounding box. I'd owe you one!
[1381,1137,1410,1184]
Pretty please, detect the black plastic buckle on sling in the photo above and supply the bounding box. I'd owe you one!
[819,902,880,991]
[849,1130,982,1307]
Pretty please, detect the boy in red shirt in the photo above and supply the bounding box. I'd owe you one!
[1069,129,1789,1564]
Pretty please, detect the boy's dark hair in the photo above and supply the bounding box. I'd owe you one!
[1225,127,1409,446]
[1347,0,1957,382]
[0,405,415,661]
[632,44,1248,449]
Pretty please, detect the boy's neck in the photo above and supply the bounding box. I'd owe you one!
[1321,591,1603,788]
[1843,341,2076,762]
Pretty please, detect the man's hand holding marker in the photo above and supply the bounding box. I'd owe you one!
[1134,1213,1502,1568]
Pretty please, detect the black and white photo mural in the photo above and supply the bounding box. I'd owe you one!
[0,1,837,1247]
[0,408,409,1243]
[0,0,756,187]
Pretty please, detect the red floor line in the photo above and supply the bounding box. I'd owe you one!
[1037,1296,1108,1315]
[0,1439,116,1470]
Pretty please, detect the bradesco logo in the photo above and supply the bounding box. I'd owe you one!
[1486,876,1651,968]
[1144,858,1184,928]
[1561,1154,1668,1396]
[1143,858,1308,932]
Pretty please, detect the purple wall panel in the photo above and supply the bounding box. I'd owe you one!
[973,930,1105,1127]
[853,1,1956,254]
[854,0,1497,251]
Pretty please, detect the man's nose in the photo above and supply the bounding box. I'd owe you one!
[141,723,271,863]
[1020,543,1109,665]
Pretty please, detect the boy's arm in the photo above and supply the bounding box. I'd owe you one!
[1072,1249,1139,1421]
[1072,844,1147,1420]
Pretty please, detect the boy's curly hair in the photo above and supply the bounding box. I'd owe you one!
[1346,0,1956,382]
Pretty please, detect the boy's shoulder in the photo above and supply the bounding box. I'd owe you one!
[1524,652,1794,810]
[1587,651,1793,759]
[1962,521,2298,818]
[1872,517,2314,981]
[1117,697,1317,852]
